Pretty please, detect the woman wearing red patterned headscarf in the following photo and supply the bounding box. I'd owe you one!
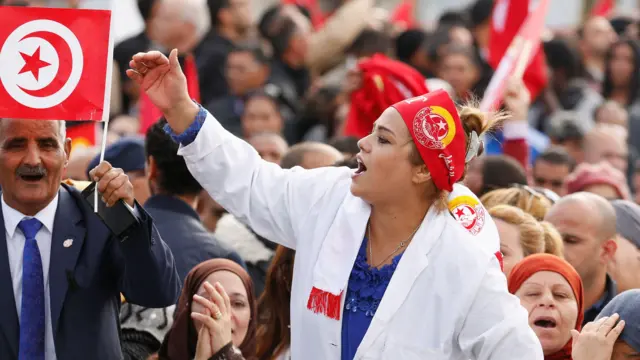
[509,254,585,360]
[128,49,543,360]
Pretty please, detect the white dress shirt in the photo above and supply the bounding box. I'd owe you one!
[2,194,59,360]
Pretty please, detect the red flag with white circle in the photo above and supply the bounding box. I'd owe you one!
[0,6,111,121]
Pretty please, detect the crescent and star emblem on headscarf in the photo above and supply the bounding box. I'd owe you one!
[412,105,457,150]
[0,19,84,109]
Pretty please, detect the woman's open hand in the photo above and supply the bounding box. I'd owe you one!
[126,50,199,134]
[503,77,531,122]
[192,282,234,360]
[571,314,625,360]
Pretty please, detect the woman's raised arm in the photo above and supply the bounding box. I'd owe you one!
[127,50,351,250]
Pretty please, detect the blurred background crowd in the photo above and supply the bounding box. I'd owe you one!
[2,0,640,359]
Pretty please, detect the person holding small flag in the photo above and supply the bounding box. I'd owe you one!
[128,49,543,360]
[0,3,182,359]
[0,117,181,359]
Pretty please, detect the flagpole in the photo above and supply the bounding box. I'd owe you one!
[95,119,110,213]
[513,40,534,80]
[95,0,116,213]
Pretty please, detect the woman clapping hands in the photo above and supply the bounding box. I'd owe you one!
[193,282,246,360]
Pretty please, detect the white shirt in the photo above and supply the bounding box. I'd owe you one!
[2,194,58,360]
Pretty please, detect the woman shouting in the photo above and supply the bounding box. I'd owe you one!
[127,49,543,360]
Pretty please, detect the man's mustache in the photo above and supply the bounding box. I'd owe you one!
[16,165,47,177]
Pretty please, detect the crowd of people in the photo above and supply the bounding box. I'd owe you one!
[2,0,640,359]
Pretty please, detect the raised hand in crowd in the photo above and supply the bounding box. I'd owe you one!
[503,76,531,123]
[571,313,625,360]
[127,50,199,134]
[192,282,245,360]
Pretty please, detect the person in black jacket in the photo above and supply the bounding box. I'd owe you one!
[143,118,245,282]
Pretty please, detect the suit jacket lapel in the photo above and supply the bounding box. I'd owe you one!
[49,186,85,335]
[355,206,446,357]
[0,200,19,357]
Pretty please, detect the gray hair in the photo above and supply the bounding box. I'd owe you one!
[160,0,211,41]
[0,118,67,141]
[57,120,67,140]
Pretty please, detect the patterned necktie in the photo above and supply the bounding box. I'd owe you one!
[17,218,45,360]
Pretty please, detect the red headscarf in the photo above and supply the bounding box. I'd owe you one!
[159,259,257,360]
[391,90,467,192]
[343,54,428,139]
[508,254,584,360]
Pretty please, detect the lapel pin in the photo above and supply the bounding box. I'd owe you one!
[63,239,73,248]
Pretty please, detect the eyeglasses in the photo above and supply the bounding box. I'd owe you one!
[511,183,559,209]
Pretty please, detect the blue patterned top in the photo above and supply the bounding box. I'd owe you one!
[341,238,403,360]
[163,103,207,145]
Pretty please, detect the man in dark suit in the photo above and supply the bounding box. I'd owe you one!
[0,118,180,359]
[144,119,245,282]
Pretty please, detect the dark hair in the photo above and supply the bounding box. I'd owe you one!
[231,43,270,65]
[480,155,528,196]
[610,17,634,36]
[424,26,453,63]
[602,38,640,105]
[328,136,359,155]
[535,147,577,172]
[395,29,427,63]
[468,0,494,27]
[543,38,583,81]
[294,4,311,21]
[256,246,295,360]
[137,0,158,22]
[145,119,203,196]
[264,14,298,57]
[545,112,585,143]
[296,85,342,139]
[258,5,282,39]
[347,29,392,58]
[438,11,470,28]
[207,0,231,28]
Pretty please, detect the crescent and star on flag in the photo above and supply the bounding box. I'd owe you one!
[19,46,51,81]
[0,6,111,119]
[0,6,113,213]
[0,19,84,110]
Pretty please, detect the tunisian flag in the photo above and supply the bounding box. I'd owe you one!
[482,0,549,111]
[343,54,428,139]
[0,6,111,121]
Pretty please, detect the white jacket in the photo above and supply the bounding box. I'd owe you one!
[178,111,543,360]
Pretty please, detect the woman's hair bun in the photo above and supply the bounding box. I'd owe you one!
[459,106,489,136]
[457,102,509,160]
[458,103,509,156]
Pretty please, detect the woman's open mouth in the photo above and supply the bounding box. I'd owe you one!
[353,156,367,176]
[533,316,557,329]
